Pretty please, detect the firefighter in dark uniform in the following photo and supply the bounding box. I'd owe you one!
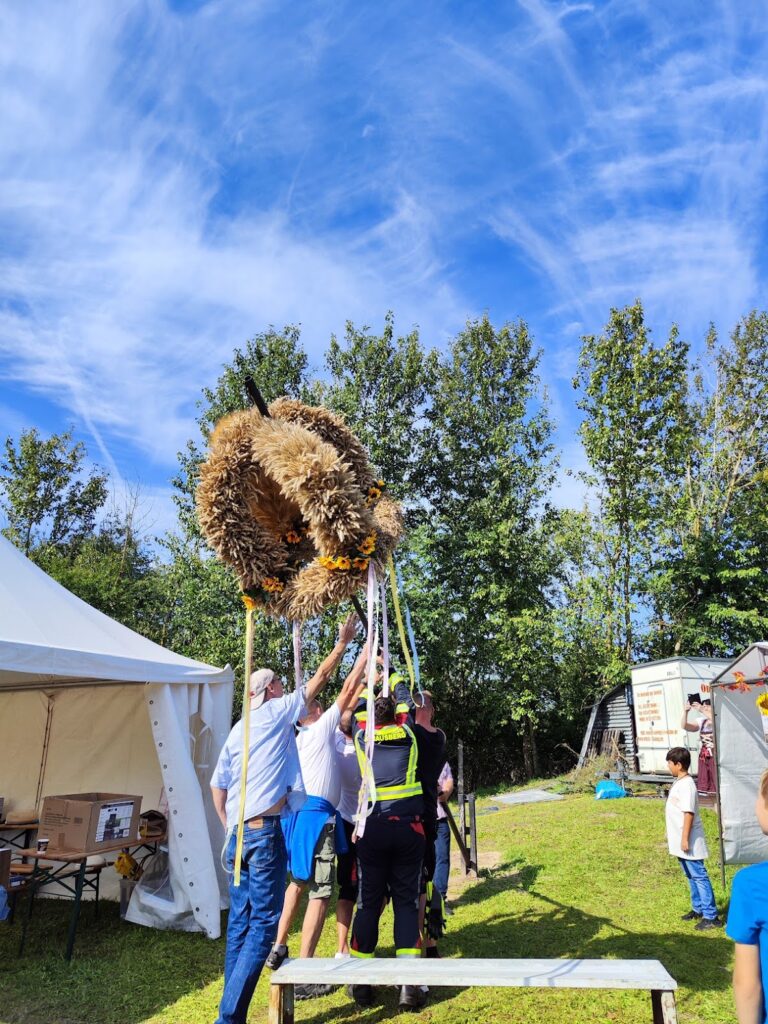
[349,685,425,1009]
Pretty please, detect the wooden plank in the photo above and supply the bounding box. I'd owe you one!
[270,957,677,991]
[578,702,600,767]
[444,803,471,871]
[651,990,678,1024]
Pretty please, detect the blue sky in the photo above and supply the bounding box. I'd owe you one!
[2,0,767,534]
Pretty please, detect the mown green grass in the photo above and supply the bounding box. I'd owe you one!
[0,793,737,1023]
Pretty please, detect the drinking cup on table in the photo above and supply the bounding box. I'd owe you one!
[36,837,49,854]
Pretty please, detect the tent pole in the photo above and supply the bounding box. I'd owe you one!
[711,684,727,894]
[34,695,55,810]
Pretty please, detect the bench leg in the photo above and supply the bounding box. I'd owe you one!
[651,989,678,1024]
[269,984,295,1024]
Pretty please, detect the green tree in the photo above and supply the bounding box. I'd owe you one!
[574,301,693,662]
[0,428,108,555]
[323,314,438,520]
[647,312,768,655]
[414,316,559,784]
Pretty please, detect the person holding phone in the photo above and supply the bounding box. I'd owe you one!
[681,696,717,795]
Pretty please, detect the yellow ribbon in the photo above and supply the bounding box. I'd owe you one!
[387,553,415,691]
[233,606,255,887]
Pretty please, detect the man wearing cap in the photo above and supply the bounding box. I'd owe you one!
[210,613,358,1024]
[265,646,368,997]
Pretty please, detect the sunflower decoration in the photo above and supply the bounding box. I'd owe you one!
[197,398,403,620]
[756,692,768,717]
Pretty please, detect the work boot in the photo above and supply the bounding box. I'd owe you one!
[399,985,426,1011]
[349,984,374,1006]
[295,983,333,1000]
[265,943,288,969]
[680,911,702,921]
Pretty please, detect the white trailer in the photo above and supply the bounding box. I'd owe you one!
[630,656,731,775]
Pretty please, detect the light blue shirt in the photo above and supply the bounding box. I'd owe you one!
[211,687,307,831]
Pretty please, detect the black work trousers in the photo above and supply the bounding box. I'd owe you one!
[350,815,426,957]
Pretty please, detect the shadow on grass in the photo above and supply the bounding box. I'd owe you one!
[0,899,225,1024]
[297,984,459,1024]
[448,878,731,994]
[454,857,542,903]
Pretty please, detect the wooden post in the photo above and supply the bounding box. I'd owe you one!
[282,983,294,1024]
[651,989,678,1023]
[269,983,294,1024]
[457,740,465,856]
[468,792,478,877]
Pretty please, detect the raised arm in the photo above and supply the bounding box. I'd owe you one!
[681,703,700,732]
[336,643,370,712]
[305,612,359,704]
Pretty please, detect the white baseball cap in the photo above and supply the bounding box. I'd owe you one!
[249,668,276,708]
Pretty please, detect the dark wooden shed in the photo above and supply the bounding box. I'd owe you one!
[578,683,638,769]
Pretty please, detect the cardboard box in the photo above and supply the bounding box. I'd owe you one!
[39,793,142,854]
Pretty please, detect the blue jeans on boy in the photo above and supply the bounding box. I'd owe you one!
[215,818,287,1024]
[678,858,718,920]
[433,819,451,900]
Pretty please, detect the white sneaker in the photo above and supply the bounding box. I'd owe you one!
[335,951,350,959]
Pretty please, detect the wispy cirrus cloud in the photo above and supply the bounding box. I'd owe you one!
[1,0,767,522]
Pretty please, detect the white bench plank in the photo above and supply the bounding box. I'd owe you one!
[271,957,677,991]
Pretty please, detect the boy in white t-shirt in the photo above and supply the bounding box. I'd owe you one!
[665,746,721,929]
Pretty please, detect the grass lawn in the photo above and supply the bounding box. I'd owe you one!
[0,792,738,1024]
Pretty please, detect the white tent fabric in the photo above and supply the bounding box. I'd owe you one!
[0,536,234,938]
[712,642,768,866]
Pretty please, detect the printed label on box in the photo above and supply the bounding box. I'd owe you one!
[95,802,135,843]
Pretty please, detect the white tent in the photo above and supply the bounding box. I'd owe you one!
[711,642,768,868]
[0,535,234,938]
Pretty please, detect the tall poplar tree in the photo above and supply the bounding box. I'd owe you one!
[574,301,693,662]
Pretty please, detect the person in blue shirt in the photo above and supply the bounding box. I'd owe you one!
[209,613,359,1024]
[727,767,768,1024]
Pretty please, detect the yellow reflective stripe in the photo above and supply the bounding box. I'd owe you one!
[350,949,375,959]
[376,782,423,798]
[402,724,418,788]
[374,725,407,741]
[396,948,421,957]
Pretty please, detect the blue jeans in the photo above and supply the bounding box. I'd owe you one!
[433,819,451,900]
[678,858,718,920]
[215,819,287,1024]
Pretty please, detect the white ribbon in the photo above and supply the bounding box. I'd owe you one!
[292,620,302,692]
[354,562,379,839]
[380,577,390,697]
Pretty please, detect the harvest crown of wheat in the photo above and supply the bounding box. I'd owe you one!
[196,396,404,620]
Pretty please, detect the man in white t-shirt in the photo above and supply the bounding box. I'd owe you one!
[266,645,368,998]
[334,711,362,956]
[665,746,721,929]
[209,613,359,1024]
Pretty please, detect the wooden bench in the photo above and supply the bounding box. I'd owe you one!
[269,957,678,1023]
